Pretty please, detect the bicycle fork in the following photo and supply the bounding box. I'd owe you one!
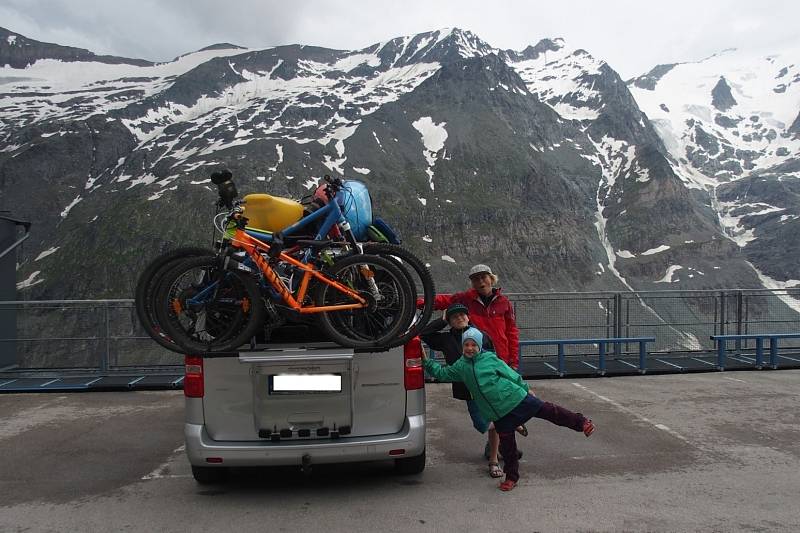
[358,264,383,302]
[350,240,383,302]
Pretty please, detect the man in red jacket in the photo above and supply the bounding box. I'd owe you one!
[429,264,520,369]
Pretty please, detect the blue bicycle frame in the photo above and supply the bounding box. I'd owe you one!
[241,187,357,256]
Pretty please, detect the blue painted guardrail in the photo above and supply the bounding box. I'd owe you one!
[520,337,656,377]
[710,333,800,370]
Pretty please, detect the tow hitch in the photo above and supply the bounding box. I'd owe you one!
[301,453,312,476]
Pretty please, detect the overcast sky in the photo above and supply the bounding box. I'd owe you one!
[1,0,798,78]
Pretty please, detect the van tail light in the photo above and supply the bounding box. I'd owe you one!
[184,355,204,398]
[404,337,424,390]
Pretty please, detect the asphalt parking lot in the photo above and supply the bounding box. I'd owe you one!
[1,370,799,532]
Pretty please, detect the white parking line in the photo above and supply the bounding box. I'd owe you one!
[141,444,190,480]
[723,376,747,383]
[571,383,692,445]
[654,358,684,369]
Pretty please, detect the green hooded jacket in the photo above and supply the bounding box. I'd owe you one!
[423,350,529,422]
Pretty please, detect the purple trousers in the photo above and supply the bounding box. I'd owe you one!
[495,394,587,482]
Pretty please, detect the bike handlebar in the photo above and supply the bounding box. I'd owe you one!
[322,174,345,201]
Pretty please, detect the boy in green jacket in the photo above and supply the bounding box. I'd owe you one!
[423,327,595,491]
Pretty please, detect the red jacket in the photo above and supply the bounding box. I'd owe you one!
[429,288,520,369]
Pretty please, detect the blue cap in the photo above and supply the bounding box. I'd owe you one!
[462,327,484,349]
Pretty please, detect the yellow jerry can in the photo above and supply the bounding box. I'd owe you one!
[242,193,304,233]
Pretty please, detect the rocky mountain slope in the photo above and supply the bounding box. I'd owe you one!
[1,26,794,309]
[629,47,800,296]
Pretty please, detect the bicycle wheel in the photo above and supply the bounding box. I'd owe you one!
[155,255,265,353]
[314,253,415,349]
[362,243,436,343]
[135,247,214,352]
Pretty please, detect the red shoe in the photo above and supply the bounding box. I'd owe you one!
[498,479,517,491]
[582,419,595,437]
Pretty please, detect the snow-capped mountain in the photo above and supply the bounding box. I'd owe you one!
[629,47,800,294]
[0,26,785,307]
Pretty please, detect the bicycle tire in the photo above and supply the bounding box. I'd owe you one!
[323,261,415,349]
[323,246,418,347]
[314,253,415,349]
[155,255,265,353]
[135,247,214,351]
[362,243,436,344]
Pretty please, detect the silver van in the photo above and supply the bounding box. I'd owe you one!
[183,338,427,484]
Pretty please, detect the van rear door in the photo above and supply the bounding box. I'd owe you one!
[201,343,406,441]
[245,346,353,439]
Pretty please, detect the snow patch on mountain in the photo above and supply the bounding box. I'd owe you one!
[716,201,785,247]
[749,262,800,313]
[655,265,683,283]
[16,270,43,290]
[60,196,82,218]
[412,116,448,191]
[0,48,255,134]
[34,247,59,261]
[641,245,671,255]
[509,46,605,121]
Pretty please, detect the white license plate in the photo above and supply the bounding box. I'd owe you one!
[271,374,342,393]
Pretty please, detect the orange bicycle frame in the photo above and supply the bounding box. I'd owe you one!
[230,228,368,313]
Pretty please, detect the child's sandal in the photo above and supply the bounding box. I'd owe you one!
[499,479,517,491]
[488,462,503,478]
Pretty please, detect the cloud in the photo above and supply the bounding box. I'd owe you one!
[2,0,798,77]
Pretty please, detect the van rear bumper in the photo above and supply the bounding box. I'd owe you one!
[185,414,425,467]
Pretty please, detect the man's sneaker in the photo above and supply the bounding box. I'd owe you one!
[582,419,595,437]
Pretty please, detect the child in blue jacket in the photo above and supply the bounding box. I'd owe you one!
[423,327,595,491]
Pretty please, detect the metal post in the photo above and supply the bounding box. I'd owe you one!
[743,298,749,337]
[639,340,647,374]
[713,295,718,336]
[719,292,726,336]
[717,338,726,371]
[735,291,743,354]
[598,341,606,376]
[557,343,565,377]
[102,303,110,372]
[614,293,622,357]
[769,337,779,370]
[624,299,630,354]
[755,337,763,369]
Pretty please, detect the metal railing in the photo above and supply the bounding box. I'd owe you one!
[520,337,655,376]
[0,299,182,373]
[711,333,800,370]
[1,288,799,373]
[510,288,800,358]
